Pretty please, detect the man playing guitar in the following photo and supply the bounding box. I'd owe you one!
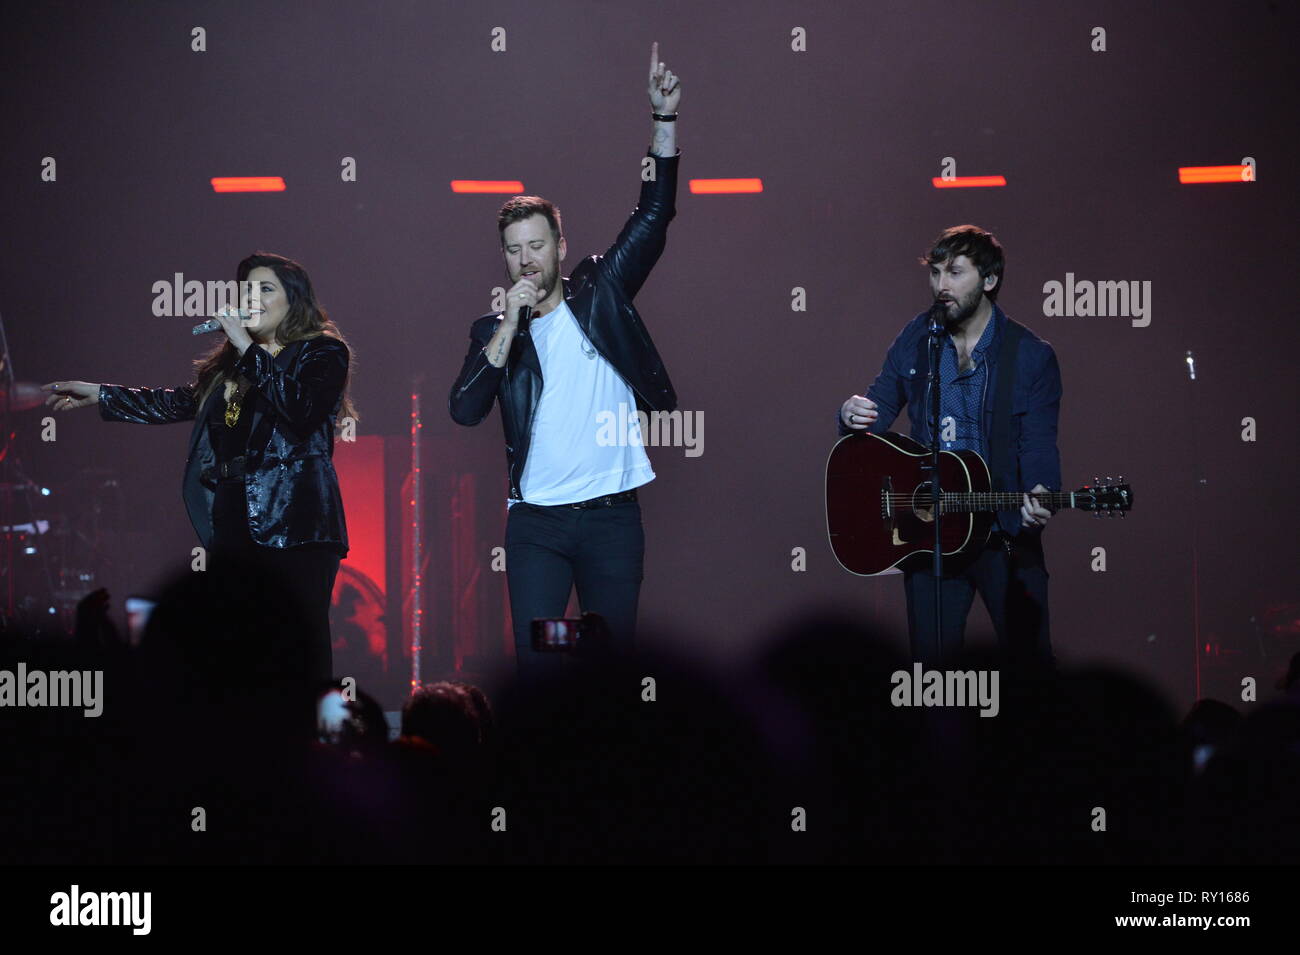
[837,225,1062,667]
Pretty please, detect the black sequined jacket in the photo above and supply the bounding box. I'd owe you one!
[98,335,349,556]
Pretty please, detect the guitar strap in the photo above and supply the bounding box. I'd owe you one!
[988,316,1024,493]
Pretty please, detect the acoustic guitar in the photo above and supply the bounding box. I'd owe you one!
[826,431,1132,576]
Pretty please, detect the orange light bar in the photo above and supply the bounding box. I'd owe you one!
[210,176,286,193]
[1178,165,1251,184]
[931,175,1007,189]
[689,178,763,194]
[450,180,525,194]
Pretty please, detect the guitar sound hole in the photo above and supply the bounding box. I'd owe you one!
[911,484,933,523]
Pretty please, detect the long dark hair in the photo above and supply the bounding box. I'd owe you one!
[194,252,357,421]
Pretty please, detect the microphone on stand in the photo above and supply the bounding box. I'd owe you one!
[927,299,950,334]
[192,309,250,335]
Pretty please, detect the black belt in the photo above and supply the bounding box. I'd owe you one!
[202,456,247,483]
[562,489,638,509]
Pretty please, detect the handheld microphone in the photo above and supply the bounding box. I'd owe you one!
[192,310,250,335]
[516,304,533,336]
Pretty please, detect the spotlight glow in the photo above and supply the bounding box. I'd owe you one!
[689,178,763,194]
[1178,165,1252,184]
[210,177,287,193]
[451,180,525,194]
[931,176,1007,189]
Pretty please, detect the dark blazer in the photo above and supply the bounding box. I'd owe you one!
[99,335,350,555]
[449,150,680,500]
[840,303,1063,536]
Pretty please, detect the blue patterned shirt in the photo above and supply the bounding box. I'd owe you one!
[937,315,996,458]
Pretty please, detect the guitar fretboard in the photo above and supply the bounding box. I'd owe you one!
[886,492,1076,512]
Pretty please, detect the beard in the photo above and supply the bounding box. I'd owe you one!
[512,252,560,301]
[939,286,983,327]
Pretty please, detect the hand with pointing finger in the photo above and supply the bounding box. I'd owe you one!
[43,380,101,411]
[648,41,681,113]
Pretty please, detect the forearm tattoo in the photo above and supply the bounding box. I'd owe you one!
[653,125,672,151]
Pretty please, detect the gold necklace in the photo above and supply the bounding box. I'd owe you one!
[224,378,247,428]
[222,344,281,427]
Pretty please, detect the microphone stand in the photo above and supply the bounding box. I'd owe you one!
[1184,349,1204,700]
[925,304,947,663]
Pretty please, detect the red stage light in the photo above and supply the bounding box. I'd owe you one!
[1178,165,1252,184]
[451,180,526,193]
[689,178,763,194]
[930,176,1007,189]
[210,177,286,193]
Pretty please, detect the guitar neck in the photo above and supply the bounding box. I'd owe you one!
[939,491,1075,513]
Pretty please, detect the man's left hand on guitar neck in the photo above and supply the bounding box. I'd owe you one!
[1021,484,1053,530]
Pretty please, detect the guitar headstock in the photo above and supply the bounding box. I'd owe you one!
[1075,476,1133,516]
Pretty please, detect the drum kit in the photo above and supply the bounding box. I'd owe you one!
[1,470,125,636]
[1,320,124,636]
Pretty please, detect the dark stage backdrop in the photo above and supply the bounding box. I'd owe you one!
[3,0,1297,711]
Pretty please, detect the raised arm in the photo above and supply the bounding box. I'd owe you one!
[598,42,683,301]
[648,41,680,159]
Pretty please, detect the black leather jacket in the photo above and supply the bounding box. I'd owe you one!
[99,335,350,555]
[448,150,680,500]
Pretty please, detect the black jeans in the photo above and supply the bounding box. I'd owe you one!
[903,531,1052,668]
[504,499,644,680]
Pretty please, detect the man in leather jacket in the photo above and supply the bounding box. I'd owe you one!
[449,44,681,678]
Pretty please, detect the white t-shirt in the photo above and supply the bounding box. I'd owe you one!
[515,300,654,506]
